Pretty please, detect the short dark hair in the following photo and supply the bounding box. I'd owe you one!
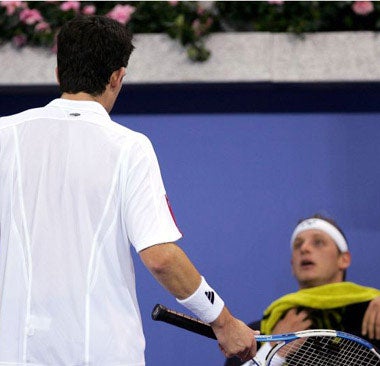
[57,15,134,96]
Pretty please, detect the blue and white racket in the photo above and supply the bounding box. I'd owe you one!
[152,304,380,366]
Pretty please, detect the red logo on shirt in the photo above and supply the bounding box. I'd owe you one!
[165,194,183,236]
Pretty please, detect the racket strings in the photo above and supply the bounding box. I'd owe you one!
[269,335,380,366]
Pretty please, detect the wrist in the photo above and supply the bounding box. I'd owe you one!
[209,306,230,328]
[176,276,224,323]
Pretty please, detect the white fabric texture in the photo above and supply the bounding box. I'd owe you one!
[0,99,182,366]
[176,276,224,323]
[290,218,348,252]
[242,343,285,366]
[243,342,271,366]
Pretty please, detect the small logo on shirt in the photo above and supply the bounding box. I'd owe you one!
[205,291,215,304]
[165,195,182,235]
[69,113,81,117]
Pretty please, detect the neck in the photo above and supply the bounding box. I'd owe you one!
[299,278,344,290]
[61,92,111,113]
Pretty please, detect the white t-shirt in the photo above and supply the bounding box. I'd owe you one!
[0,99,182,366]
[242,342,286,366]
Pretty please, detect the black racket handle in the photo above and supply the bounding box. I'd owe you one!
[151,304,217,340]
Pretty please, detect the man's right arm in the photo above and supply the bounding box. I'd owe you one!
[139,242,258,362]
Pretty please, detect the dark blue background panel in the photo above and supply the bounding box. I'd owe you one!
[111,113,380,366]
[2,82,380,115]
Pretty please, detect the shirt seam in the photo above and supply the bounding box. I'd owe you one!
[13,126,32,363]
[0,115,113,132]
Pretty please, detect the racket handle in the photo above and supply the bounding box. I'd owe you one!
[152,304,217,340]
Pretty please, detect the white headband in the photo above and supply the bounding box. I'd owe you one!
[290,218,348,252]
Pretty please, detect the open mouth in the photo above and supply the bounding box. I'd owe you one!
[300,259,315,268]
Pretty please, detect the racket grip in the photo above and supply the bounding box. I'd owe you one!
[152,304,217,340]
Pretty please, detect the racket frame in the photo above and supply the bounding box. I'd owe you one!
[152,304,380,366]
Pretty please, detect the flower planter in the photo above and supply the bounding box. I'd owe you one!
[0,31,379,85]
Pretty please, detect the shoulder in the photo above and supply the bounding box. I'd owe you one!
[0,107,46,130]
[108,119,155,154]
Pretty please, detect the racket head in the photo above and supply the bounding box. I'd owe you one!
[264,329,380,366]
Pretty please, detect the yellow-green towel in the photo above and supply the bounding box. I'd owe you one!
[261,282,380,334]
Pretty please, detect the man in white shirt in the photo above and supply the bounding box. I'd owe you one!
[0,15,257,366]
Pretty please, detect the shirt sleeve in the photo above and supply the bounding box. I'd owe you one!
[121,133,182,252]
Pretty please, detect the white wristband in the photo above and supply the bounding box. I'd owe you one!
[176,276,225,323]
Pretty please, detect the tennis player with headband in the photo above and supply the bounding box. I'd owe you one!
[226,214,380,366]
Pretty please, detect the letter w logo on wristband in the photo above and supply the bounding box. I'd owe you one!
[205,291,215,304]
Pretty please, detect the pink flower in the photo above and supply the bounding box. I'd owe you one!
[107,4,135,25]
[12,34,27,48]
[60,1,80,12]
[82,4,96,15]
[19,8,43,25]
[0,1,26,16]
[192,19,202,37]
[205,17,213,29]
[168,1,178,6]
[35,21,50,32]
[352,1,374,15]
[192,17,213,37]
[268,0,284,4]
[197,5,205,16]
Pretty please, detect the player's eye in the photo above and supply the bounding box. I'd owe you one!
[313,239,324,247]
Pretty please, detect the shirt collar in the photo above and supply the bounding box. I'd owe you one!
[47,98,111,120]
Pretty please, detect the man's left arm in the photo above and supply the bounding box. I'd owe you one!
[362,296,380,340]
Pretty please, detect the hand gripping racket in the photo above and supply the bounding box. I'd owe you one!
[152,304,380,366]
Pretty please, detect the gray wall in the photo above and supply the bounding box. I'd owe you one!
[1,32,380,85]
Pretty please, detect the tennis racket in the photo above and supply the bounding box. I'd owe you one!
[152,303,380,366]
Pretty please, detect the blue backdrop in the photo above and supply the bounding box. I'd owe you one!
[111,112,380,366]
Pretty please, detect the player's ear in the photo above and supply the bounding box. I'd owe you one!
[55,67,60,85]
[338,251,351,270]
[110,67,125,88]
